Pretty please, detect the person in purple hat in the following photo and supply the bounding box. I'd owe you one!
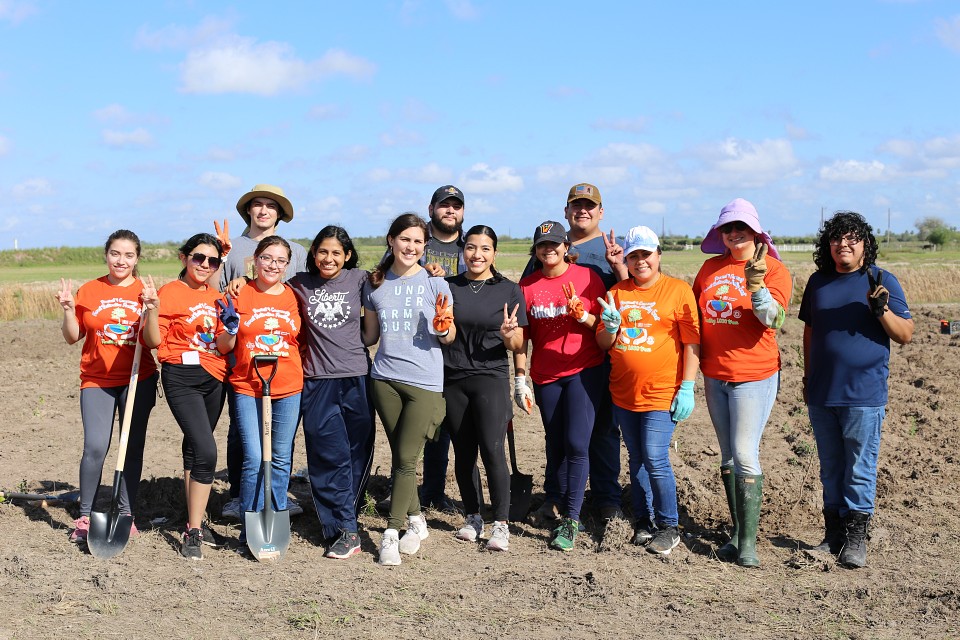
[692,198,792,568]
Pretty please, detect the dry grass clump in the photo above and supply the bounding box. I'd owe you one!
[0,278,175,321]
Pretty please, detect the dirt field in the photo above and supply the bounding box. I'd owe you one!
[1,308,958,639]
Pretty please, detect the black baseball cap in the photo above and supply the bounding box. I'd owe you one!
[533,220,569,245]
[430,185,465,206]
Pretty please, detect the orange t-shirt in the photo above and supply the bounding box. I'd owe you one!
[692,253,791,382]
[228,281,303,399]
[155,280,228,381]
[74,276,158,389]
[599,275,700,412]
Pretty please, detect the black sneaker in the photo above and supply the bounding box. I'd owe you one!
[326,530,362,559]
[181,527,203,560]
[647,526,681,555]
[201,521,226,548]
[632,521,657,546]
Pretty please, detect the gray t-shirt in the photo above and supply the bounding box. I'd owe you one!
[219,234,308,291]
[363,269,452,392]
[288,269,370,379]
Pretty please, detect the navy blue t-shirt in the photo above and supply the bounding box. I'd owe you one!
[799,267,910,407]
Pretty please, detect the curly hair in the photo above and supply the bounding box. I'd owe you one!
[813,211,878,273]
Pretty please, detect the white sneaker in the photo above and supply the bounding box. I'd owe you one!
[221,497,241,520]
[456,514,484,542]
[399,514,429,555]
[379,529,401,566]
[486,521,510,552]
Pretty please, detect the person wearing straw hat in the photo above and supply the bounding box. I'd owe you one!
[219,184,307,522]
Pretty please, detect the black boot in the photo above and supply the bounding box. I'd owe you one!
[812,508,844,554]
[715,465,738,561]
[839,511,870,569]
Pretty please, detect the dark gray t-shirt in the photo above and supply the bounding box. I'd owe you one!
[288,269,370,379]
[363,269,452,392]
[422,236,465,276]
[219,234,308,291]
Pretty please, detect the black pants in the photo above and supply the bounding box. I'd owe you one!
[161,364,226,485]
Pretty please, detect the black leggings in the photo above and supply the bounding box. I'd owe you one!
[445,375,511,522]
[161,364,226,485]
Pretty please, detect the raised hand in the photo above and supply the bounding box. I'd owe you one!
[424,262,445,277]
[561,281,586,322]
[597,291,621,334]
[744,240,768,293]
[602,229,624,268]
[214,219,232,258]
[514,375,534,414]
[500,303,521,339]
[670,380,695,422]
[56,277,75,312]
[867,269,889,318]
[225,277,247,298]
[140,275,159,311]
[433,293,454,334]
[216,298,240,335]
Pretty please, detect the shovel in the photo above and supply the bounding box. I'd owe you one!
[0,490,80,505]
[245,355,291,561]
[88,337,144,559]
[507,419,533,522]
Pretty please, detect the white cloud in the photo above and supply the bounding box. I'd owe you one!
[535,164,574,183]
[638,201,668,215]
[0,134,9,156]
[205,146,238,162]
[307,104,348,120]
[11,177,53,197]
[380,129,423,147]
[198,171,242,190]
[0,214,20,233]
[459,163,523,194]
[444,0,478,20]
[785,123,813,141]
[330,144,373,163]
[877,138,916,157]
[819,159,888,182]
[0,0,37,25]
[589,166,631,185]
[179,39,375,95]
[94,104,133,123]
[407,163,453,184]
[135,16,235,51]
[592,142,662,167]
[696,138,799,187]
[102,128,154,148]
[365,168,393,183]
[591,117,648,133]
[935,15,960,53]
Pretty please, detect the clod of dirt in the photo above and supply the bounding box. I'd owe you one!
[597,517,632,553]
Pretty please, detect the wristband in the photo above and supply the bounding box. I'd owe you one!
[576,312,589,324]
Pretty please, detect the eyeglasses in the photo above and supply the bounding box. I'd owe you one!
[718,221,750,234]
[189,253,222,269]
[829,235,862,246]
[256,255,290,268]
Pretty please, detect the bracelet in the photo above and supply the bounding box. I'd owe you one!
[437,329,450,337]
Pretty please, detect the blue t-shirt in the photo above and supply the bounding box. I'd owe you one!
[798,267,910,407]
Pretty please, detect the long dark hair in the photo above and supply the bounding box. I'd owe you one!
[814,211,878,273]
[463,224,504,283]
[369,213,429,288]
[178,233,223,280]
[528,240,577,272]
[104,229,142,278]
[307,226,359,275]
[253,236,292,280]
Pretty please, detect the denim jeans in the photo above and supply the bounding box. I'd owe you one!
[233,391,301,515]
[807,405,885,515]
[614,407,678,527]
[703,372,779,475]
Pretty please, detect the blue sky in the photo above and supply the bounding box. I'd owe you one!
[2,1,959,249]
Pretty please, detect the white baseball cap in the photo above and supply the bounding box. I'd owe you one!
[623,225,660,255]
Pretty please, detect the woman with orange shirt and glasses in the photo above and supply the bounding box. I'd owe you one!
[693,198,791,568]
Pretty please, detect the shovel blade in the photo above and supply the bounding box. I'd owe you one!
[244,507,291,561]
[87,511,134,559]
[509,472,534,522]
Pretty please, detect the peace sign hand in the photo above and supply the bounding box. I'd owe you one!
[214,219,232,258]
[866,269,889,318]
[602,229,624,268]
[597,291,621,334]
[56,278,75,312]
[744,240,768,293]
[561,281,586,322]
[140,275,159,311]
[433,293,454,334]
[500,303,521,339]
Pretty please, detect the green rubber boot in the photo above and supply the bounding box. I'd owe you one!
[715,465,739,561]
[735,474,763,568]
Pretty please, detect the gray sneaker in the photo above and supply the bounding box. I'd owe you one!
[379,529,401,566]
[456,514,484,542]
[486,521,510,552]
[399,514,429,554]
[647,526,681,555]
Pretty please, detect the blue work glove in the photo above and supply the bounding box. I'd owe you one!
[596,292,621,334]
[670,380,695,422]
[216,298,240,335]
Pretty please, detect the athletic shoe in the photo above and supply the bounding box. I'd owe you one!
[399,514,429,555]
[598,505,626,522]
[221,497,241,520]
[533,501,561,525]
[287,498,304,516]
[69,516,90,543]
[550,518,579,552]
[326,530,361,559]
[379,529,401,566]
[422,495,459,513]
[181,527,203,560]
[632,521,656,546]
[486,521,510,552]
[647,526,681,555]
[201,521,226,548]
[456,514,484,542]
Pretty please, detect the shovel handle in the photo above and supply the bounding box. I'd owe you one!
[114,322,144,473]
[253,355,278,507]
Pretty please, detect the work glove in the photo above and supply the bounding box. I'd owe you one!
[514,376,534,415]
[561,282,587,323]
[744,241,768,293]
[596,292,621,334]
[216,298,240,335]
[866,269,889,318]
[433,293,454,335]
[670,380,695,422]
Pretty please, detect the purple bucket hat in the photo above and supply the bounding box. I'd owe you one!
[700,198,781,261]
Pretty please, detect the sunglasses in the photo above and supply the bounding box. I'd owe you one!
[718,221,750,234]
[188,253,222,269]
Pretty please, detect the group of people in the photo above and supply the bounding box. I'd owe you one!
[57,180,912,569]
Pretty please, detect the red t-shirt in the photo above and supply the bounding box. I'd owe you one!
[692,253,792,382]
[74,276,158,389]
[600,275,700,412]
[228,281,303,399]
[156,280,228,381]
[519,263,605,385]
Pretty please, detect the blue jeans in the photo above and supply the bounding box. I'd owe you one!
[614,407,678,527]
[234,391,301,515]
[703,372,779,475]
[807,405,885,515]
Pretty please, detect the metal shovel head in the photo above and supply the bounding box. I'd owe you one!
[87,510,134,559]
[245,506,290,561]
[509,471,534,522]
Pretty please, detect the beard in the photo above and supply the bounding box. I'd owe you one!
[430,214,462,236]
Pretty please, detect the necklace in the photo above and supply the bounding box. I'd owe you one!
[468,278,487,294]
